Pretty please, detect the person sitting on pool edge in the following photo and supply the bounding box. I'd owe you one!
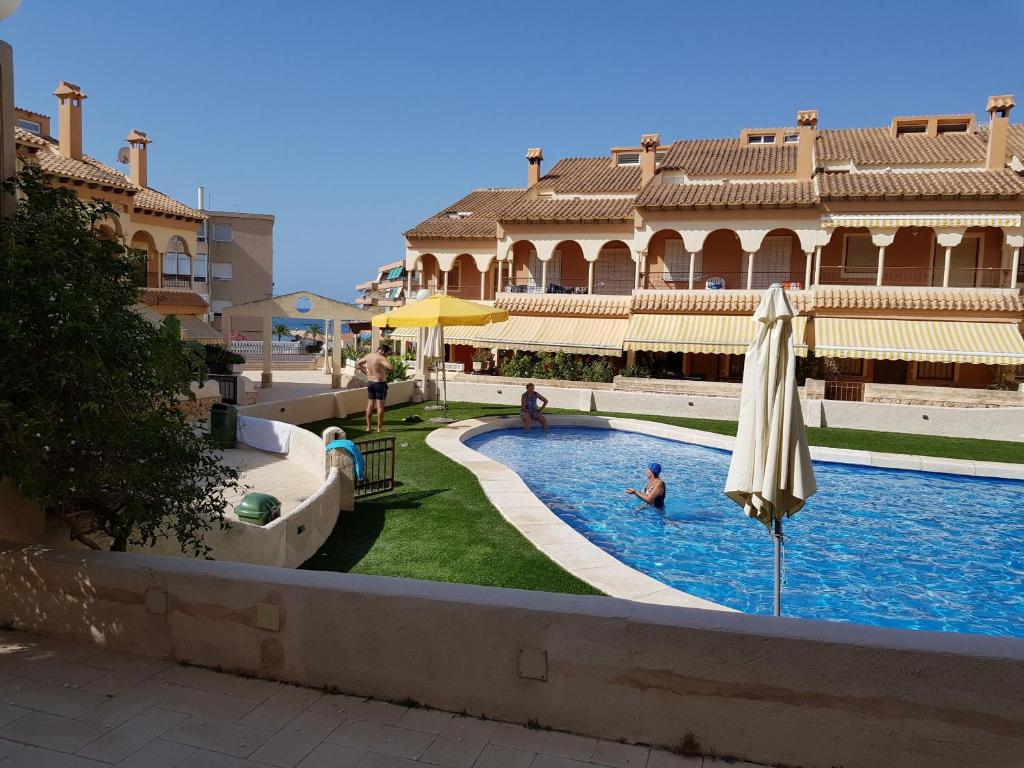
[626,463,666,508]
[520,382,549,432]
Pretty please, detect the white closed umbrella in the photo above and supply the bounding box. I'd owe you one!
[725,283,817,616]
[419,325,444,404]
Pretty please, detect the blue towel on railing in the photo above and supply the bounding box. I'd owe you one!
[325,439,365,482]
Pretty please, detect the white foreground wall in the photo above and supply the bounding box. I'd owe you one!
[0,545,1020,768]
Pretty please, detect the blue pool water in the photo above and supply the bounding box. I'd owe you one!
[466,426,1024,637]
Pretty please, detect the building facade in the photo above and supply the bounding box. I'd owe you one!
[202,209,275,339]
[13,82,218,343]
[400,95,1024,396]
[355,259,412,310]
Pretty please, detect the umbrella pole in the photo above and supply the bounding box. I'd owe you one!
[440,326,448,410]
[773,517,783,617]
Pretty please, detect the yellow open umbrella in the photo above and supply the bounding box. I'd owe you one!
[372,295,508,416]
[371,294,508,329]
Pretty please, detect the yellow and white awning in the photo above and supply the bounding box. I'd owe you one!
[821,212,1021,229]
[475,315,628,357]
[814,317,1024,365]
[624,314,808,357]
[386,324,485,344]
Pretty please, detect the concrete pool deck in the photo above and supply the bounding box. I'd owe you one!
[428,414,1024,605]
[221,447,323,521]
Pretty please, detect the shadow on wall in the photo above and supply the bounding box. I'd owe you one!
[0,544,173,659]
[301,488,446,573]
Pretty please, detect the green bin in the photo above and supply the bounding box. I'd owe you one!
[210,403,237,448]
[235,493,281,526]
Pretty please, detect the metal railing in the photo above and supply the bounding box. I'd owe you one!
[824,381,865,402]
[160,274,194,289]
[353,435,395,498]
[817,266,1013,289]
[501,277,635,295]
[643,271,805,291]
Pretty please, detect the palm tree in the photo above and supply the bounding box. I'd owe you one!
[273,323,290,341]
[304,323,326,352]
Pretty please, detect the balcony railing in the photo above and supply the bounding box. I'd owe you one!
[643,271,805,291]
[160,274,194,289]
[817,266,1013,289]
[501,277,634,295]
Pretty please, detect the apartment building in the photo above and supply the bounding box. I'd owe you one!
[399,95,1024,397]
[355,259,412,309]
[201,208,275,339]
[13,82,218,344]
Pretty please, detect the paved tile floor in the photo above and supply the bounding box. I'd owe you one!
[0,631,764,768]
[220,448,322,520]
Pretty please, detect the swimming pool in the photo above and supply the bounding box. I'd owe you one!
[466,425,1024,637]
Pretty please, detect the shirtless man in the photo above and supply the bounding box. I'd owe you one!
[356,346,394,433]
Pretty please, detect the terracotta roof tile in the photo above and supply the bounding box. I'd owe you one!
[817,170,1024,200]
[636,180,816,209]
[660,138,797,176]
[816,127,987,165]
[498,196,635,223]
[138,289,209,308]
[14,126,48,147]
[632,289,812,314]
[134,187,204,219]
[495,293,632,317]
[404,188,525,239]
[534,157,641,193]
[812,286,1022,314]
[24,140,138,191]
[1006,125,1024,160]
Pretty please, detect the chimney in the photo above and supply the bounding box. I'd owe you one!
[796,109,818,181]
[52,81,86,160]
[526,147,543,187]
[126,129,150,187]
[640,133,660,186]
[985,94,1014,171]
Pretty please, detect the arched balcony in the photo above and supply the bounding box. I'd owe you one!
[817,226,1014,288]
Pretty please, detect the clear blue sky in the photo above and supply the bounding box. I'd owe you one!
[4,0,1023,295]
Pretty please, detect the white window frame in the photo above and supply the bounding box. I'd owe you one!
[211,261,233,280]
[841,233,879,277]
[17,118,41,134]
[193,254,208,283]
[747,134,775,145]
[212,223,233,242]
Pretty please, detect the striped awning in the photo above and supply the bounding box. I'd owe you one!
[386,324,485,344]
[821,212,1021,229]
[623,314,809,357]
[814,317,1024,365]
[475,315,628,357]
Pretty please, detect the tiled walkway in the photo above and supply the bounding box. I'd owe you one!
[0,631,756,768]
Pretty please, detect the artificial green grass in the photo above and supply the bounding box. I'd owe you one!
[301,401,601,595]
[301,400,1024,593]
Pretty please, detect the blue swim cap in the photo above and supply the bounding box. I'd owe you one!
[648,463,662,477]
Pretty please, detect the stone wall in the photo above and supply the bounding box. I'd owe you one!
[0,544,1020,768]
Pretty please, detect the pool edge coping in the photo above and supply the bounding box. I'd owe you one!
[426,415,1024,609]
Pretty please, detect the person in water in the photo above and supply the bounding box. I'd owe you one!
[520,382,549,432]
[626,463,666,508]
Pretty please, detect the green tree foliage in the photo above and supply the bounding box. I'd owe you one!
[273,322,290,341]
[0,167,240,554]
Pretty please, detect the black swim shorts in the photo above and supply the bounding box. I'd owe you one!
[367,381,389,401]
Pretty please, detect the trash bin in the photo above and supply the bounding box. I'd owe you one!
[234,493,282,526]
[210,403,237,448]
